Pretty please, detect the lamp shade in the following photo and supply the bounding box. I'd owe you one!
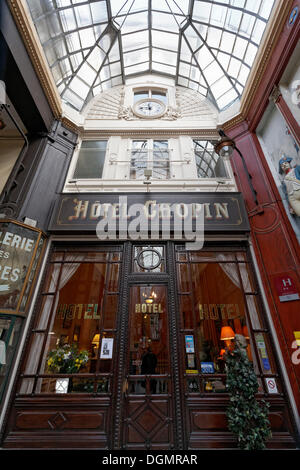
[220,326,235,341]
[214,139,235,160]
[92,334,100,345]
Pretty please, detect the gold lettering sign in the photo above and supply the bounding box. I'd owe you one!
[56,303,101,320]
[198,303,242,320]
[68,199,231,222]
[135,303,164,314]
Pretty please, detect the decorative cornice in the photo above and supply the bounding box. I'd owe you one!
[239,0,295,117]
[7,0,62,119]
[79,128,220,139]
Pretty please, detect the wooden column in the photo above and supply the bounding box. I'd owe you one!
[228,122,300,414]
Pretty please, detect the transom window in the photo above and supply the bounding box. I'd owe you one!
[130,140,170,180]
[193,140,228,178]
[133,89,167,104]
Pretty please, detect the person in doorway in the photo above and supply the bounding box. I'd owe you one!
[141,347,157,393]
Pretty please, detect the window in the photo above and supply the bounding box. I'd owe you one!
[176,247,280,395]
[130,140,170,180]
[133,245,165,273]
[193,140,228,178]
[133,89,167,104]
[19,246,122,394]
[73,140,107,179]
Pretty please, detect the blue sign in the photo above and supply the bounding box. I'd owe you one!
[185,335,194,353]
[201,362,215,374]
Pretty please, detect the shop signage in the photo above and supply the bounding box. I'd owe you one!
[0,220,44,314]
[273,274,300,302]
[48,192,250,235]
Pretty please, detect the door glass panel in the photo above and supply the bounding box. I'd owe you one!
[128,285,169,394]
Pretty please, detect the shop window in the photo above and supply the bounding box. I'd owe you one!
[73,140,107,179]
[175,247,279,395]
[193,140,228,178]
[130,140,170,179]
[19,247,122,395]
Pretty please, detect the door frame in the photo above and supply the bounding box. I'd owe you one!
[111,241,185,450]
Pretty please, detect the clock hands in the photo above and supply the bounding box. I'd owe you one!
[135,100,164,116]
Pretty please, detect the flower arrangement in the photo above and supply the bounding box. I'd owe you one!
[47,343,89,374]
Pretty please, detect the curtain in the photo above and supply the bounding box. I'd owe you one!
[216,254,261,330]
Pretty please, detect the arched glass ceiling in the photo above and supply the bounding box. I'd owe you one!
[26,0,275,112]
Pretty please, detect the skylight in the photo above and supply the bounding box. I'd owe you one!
[26,0,275,112]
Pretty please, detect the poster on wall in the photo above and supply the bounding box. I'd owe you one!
[0,220,44,314]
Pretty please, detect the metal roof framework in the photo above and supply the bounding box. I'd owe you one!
[26,0,275,112]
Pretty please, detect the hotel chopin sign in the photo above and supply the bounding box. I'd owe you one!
[0,220,44,315]
[49,193,250,236]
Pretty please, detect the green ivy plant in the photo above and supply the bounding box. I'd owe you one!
[225,335,272,450]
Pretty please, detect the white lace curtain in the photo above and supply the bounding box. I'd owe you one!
[216,254,261,330]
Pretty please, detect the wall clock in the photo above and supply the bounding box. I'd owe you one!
[133,98,166,118]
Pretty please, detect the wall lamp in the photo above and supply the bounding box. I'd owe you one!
[214,129,259,206]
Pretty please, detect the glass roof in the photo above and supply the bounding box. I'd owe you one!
[26,0,275,112]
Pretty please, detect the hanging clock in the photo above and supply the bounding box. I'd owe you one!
[133,98,166,118]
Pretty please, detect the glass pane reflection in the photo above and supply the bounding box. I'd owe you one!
[128,285,169,394]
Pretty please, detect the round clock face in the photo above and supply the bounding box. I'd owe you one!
[134,99,166,118]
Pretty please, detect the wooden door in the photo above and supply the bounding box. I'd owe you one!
[122,284,174,450]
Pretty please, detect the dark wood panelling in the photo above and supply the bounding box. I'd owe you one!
[0,120,77,229]
[185,398,296,449]
[0,2,53,131]
[4,397,110,449]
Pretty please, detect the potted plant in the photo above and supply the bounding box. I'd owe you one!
[225,334,272,450]
[47,343,89,393]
